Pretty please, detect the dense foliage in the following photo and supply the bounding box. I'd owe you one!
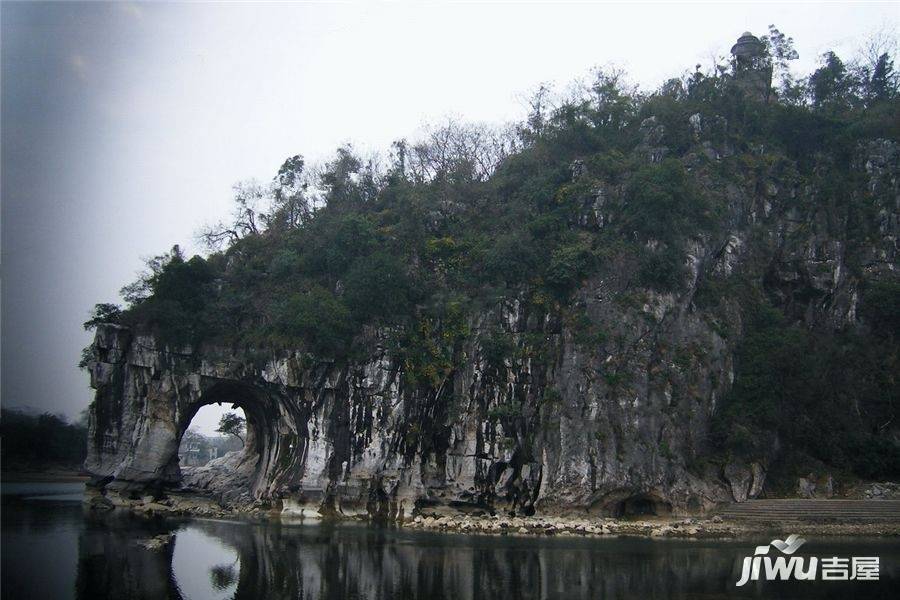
[711,299,900,479]
[86,29,899,481]
[1,409,88,470]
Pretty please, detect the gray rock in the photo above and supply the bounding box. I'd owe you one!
[136,533,174,551]
[724,461,753,503]
[88,494,115,511]
[749,463,766,499]
[797,476,816,499]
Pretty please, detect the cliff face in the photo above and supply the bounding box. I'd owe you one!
[84,134,898,518]
[85,310,729,518]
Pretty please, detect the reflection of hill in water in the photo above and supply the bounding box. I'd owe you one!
[77,513,740,599]
[201,521,739,600]
[75,513,900,600]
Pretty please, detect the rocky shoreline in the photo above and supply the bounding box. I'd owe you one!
[85,488,900,539]
[403,513,900,538]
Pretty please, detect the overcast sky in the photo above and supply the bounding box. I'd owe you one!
[2,1,896,434]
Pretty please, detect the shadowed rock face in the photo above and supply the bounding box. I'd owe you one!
[83,138,898,520]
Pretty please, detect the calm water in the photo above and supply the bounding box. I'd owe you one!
[2,483,900,599]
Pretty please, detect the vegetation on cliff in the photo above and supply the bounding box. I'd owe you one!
[86,28,899,482]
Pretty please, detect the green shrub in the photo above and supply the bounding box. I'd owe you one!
[712,300,900,479]
[343,251,414,323]
[637,249,686,292]
[480,330,516,373]
[620,159,713,244]
[276,286,353,356]
[544,236,595,296]
[305,213,377,276]
[860,279,900,337]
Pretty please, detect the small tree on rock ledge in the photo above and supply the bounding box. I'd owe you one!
[216,411,245,447]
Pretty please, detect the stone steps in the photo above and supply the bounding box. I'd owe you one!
[717,499,900,522]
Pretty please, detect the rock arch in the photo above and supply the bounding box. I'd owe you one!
[84,324,421,515]
[84,326,304,502]
[174,383,265,499]
[84,317,733,518]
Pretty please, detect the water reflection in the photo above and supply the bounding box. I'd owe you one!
[76,510,181,600]
[172,528,239,600]
[74,515,900,600]
[3,485,900,600]
[209,563,239,591]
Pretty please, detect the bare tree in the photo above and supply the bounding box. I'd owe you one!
[854,29,899,103]
[859,27,898,72]
[516,83,555,143]
[405,119,518,184]
[198,180,268,250]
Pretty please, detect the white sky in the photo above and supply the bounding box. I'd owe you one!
[2,1,897,435]
[186,404,245,438]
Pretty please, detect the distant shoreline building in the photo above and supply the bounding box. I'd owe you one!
[179,435,220,467]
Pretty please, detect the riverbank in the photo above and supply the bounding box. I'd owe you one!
[84,487,900,539]
[403,512,900,538]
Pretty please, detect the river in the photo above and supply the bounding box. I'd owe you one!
[2,482,898,599]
